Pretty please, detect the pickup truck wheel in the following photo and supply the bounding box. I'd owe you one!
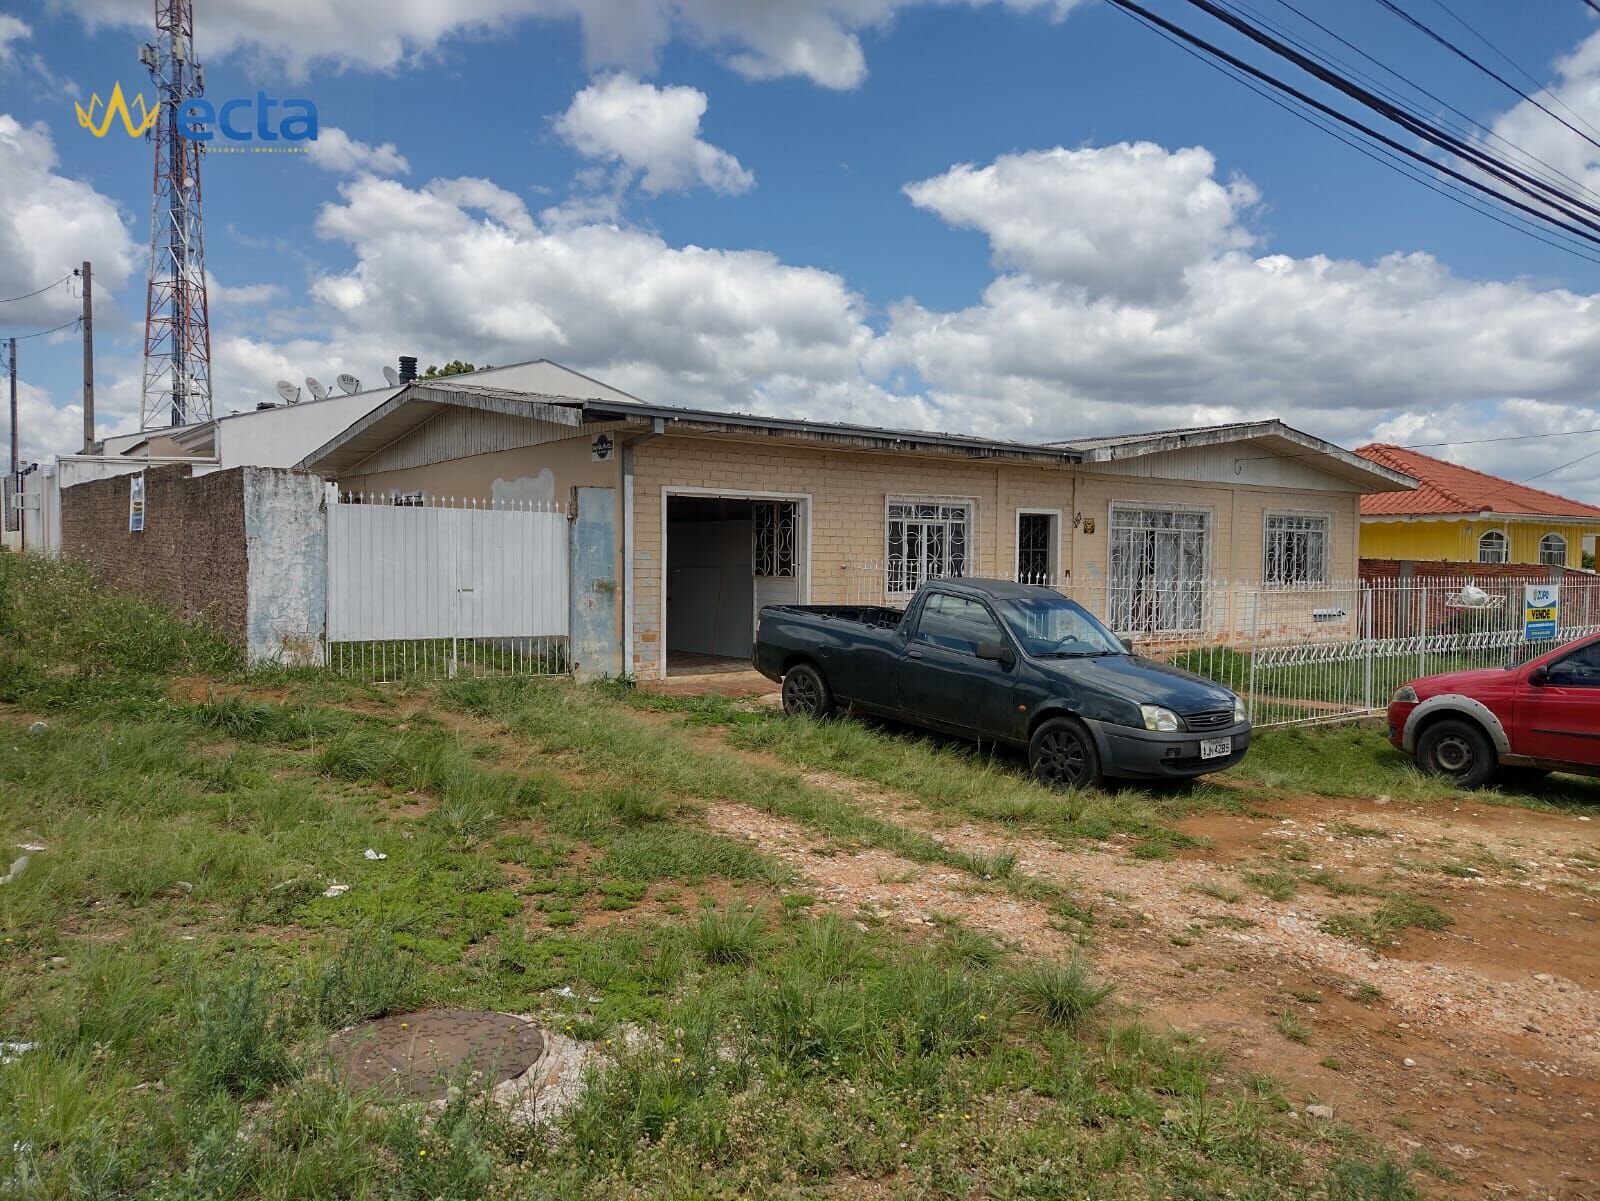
[782,663,835,719]
[1029,718,1102,791]
[1416,718,1497,788]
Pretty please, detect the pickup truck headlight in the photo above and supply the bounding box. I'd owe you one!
[1233,696,1247,724]
[1392,685,1419,704]
[1140,704,1182,732]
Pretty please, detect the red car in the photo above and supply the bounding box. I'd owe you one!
[1388,632,1600,787]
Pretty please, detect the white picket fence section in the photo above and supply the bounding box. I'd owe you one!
[839,560,1600,728]
[325,492,570,679]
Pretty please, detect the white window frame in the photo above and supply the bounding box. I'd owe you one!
[1539,531,1568,567]
[1478,529,1509,564]
[885,495,977,600]
[1107,501,1214,635]
[1262,509,1332,587]
[1013,507,1062,586]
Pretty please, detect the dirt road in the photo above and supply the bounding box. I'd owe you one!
[692,723,1600,1199]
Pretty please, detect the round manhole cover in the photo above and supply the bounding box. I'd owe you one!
[328,1009,544,1101]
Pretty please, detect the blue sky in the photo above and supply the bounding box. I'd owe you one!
[5,0,1600,495]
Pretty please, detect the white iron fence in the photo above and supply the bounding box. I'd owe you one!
[326,492,570,680]
[840,560,1600,727]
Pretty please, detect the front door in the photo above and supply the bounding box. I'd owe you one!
[752,501,802,621]
[896,591,1015,736]
[1518,640,1600,765]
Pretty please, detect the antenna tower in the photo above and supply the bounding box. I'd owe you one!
[141,0,211,429]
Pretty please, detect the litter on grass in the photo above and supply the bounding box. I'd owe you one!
[363,849,387,861]
[0,857,29,886]
[322,882,351,898]
[0,1042,36,1065]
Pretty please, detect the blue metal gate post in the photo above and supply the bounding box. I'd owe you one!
[569,487,622,678]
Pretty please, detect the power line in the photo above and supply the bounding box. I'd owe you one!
[1179,0,1600,236]
[1260,0,1600,205]
[1232,425,1600,466]
[0,318,81,362]
[1110,2,1600,264]
[1420,0,1600,145]
[1369,0,1600,154]
[1106,0,1600,256]
[0,275,72,305]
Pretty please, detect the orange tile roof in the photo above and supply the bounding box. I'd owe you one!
[1356,443,1600,519]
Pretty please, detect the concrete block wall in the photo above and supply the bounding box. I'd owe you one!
[60,464,327,664]
[628,435,1366,678]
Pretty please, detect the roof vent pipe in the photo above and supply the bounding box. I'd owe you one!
[398,356,418,384]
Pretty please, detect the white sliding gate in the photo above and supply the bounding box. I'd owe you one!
[326,493,570,679]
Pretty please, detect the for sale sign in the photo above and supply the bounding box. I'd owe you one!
[1523,583,1559,641]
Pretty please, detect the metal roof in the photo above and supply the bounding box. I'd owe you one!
[296,379,1411,493]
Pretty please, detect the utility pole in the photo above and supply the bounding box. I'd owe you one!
[8,337,17,482]
[81,261,95,453]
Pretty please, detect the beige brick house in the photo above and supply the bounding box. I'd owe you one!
[299,366,1414,679]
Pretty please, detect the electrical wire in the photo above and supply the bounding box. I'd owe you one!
[1420,0,1600,145]
[1369,0,1600,153]
[0,275,72,305]
[1260,0,1600,205]
[0,318,82,358]
[1175,0,1600,235]
[1106,0,1600,255]
[1110,2,1600,264]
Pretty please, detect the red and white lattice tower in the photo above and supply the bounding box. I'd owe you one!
[140,0,210,429]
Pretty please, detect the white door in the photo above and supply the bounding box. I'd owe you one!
[752,500,803,621]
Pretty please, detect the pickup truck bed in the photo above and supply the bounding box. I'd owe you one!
[763,604,904,630]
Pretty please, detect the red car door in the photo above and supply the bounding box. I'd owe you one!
[1515,637,1600,766]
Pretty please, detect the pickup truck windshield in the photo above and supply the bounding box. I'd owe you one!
[995,593,1125,657]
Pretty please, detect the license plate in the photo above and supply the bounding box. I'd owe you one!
[1200,737,1232,760]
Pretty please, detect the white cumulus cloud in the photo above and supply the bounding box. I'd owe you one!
[304,127,410,177]
[51,0,1087,87]
[555,73,752,196]
[0,116,135,326]
[904,143,1259,301]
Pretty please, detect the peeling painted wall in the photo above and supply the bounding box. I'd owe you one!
[243,468,327,665]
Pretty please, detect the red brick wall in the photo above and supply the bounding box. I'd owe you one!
[60,465,250,648]
[1359,558,1563,585]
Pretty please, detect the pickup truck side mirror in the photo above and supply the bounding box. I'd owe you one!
[975,639,1016,668]
[1120,636,1135,653]
[1528,664,1550,686]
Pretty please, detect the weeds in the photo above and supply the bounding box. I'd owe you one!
[1011,956,1116,1029]
[1322,896,1453,950]
[693,903,766,964]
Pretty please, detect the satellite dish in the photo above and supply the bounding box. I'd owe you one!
[305,376,330,402]
[382,365,400,387]
[336,373,361,395]
[275,380,300,404]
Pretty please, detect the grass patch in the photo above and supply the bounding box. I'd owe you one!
[0,568,1441,1199]
[1322,896,1453,950]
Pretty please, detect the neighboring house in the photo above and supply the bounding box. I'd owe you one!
[1355,443,1600,570]
[298,375,1414,679]
[17,359,628,555]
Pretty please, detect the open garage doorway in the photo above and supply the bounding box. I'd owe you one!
[663,491,808,677]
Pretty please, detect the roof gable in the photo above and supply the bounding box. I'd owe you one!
[1356,443,1600,519]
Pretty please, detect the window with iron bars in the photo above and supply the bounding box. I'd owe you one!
[1109,506,1209,633]
[1478,530,1509,564]
[1539,532,1568,567]
[1263,512,1329,586]
[754,501,797,577]
[887,498,971,597]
